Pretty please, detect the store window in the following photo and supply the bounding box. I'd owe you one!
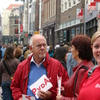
[71,28,75,39]
[76,27,80,35]
[81,26,84,34]
[63,30,66,41]
[15,19,18,24]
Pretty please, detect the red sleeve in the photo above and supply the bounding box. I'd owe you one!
[50,63,69,100]
[60,95,77,100]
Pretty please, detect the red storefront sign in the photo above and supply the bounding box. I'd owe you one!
[20,24,23,33]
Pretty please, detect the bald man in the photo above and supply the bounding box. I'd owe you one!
[11,34,69,100]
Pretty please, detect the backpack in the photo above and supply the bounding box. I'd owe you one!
[73,65,89,96]
[65,65,89,97]
[87,65,97,78]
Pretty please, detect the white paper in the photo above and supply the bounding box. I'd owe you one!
[30,74,53,99]
[57,75,62,95]
[22,94,35,100]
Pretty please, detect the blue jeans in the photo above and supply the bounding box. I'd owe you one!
[1,81,13,100]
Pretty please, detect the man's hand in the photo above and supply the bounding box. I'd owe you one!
[19,98,22,100]
[56,94,62,100]
[37,90,51,99]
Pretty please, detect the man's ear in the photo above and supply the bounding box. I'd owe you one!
[29,46,32,51]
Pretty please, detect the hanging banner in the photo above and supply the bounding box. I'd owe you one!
[76,8,83,19]
[88,2,96,12]
[94,0,100,2]
[20,24,23,33]
[88,0,100,13]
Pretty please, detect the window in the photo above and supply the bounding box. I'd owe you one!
[71,28,75,39]
[41,0,43,10]
[76,27,80,35]
[15,28,18,34]
[73,0,76,5]
[78,0,80,2]
[63,30,66,41]
[68,0,71,8]
[86,0,88,4]
[61,0,64,12]
[50,0,51,17]
[65,0,67,10]
[61,0,63,4]
[61,4,63,12]
[54,0,56,15]
[15,19,18,24]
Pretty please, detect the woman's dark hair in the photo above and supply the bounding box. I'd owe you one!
[3,46,14,60]
[53,47,67,64]
[71,35,93,61]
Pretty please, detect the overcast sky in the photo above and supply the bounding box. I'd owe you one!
[0,0,23,13]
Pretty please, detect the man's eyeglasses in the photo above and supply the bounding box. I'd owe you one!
[35,44,46,48]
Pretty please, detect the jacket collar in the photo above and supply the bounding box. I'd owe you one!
[27,52,50,69]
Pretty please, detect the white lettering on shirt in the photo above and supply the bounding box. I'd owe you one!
[95,84,100,88]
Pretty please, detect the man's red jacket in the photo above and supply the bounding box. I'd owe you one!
[10,52,69,100]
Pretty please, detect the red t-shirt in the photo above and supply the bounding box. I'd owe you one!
[78,66,100,100]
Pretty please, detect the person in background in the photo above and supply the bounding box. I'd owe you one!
[60,43,64,47]
[53,47,68,70]
[56,34,94,100]
[48,45,54,57]
[67,52,78,78]
[46,45,50,52]
[0,46,20,100]
[55,43,60,50]
[24,47,31,59]
[10,34,69,100]
[0,45,2,61]
[78,31,100,100]
[1,43,6,59]
[63,44,69,52]
[64,44,78,77]
[14,47,24,62]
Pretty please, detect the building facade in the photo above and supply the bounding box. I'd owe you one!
[42,0,56,47]
[0,14,2,43]
[55,0,84,45]
[2,4,22,44]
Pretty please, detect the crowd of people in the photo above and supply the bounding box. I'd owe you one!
[0,31,99,100]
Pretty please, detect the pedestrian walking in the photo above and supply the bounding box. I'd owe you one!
[53,47,68,70]
[0,46,20,100]
[14,47,24,62]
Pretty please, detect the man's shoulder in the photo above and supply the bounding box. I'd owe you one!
[49,57,60,63]
[18,59,29,69]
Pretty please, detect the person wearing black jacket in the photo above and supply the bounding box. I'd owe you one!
[53,47,68,70]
